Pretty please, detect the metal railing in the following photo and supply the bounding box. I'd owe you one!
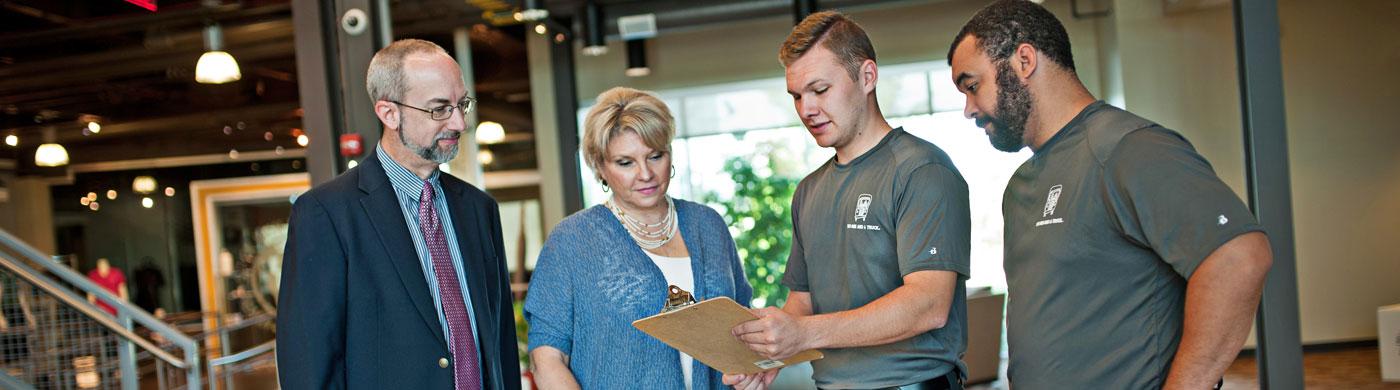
[0,229,202,389]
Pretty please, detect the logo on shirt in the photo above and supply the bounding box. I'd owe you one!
[1035,184,1066,227]
[846,193,881,231]
[1043,185,1063,217]
[1218,215,1229,225]
[854,194,873,222]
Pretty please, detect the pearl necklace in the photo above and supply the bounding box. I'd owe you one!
[606,196,678,249]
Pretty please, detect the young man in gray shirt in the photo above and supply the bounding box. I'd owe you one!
[729,11,970,390]
[948,1,1273,388]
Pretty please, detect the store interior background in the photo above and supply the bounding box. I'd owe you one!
[0,0,1395,387]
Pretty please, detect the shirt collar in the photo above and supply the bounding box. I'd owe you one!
[376,143,441,198]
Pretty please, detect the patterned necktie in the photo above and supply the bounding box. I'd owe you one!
[419,180,482,390]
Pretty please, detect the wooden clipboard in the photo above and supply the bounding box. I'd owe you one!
[631,286,823,374]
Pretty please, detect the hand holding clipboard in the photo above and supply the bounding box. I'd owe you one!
[631,286,824,375]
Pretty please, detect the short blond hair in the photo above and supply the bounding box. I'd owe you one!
[581,87,675,183]
[366,39,451,102]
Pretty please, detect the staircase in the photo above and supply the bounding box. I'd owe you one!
[0,229,203,390]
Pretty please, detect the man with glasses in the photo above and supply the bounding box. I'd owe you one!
[277,39,519,390]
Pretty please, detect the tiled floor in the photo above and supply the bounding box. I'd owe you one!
[1223,346,1399,390]
[970,345,1400,390]
[140,345,1400,389]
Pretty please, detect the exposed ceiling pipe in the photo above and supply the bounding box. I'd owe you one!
[585,0,934,42]
[0,2,290,49]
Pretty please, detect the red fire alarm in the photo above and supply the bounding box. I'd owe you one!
[340,133,364,157]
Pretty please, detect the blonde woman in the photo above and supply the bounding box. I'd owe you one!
[525,87,752,389]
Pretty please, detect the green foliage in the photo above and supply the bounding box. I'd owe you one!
[702,149,800,308]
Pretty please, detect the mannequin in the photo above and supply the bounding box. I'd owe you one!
[86,258,128,316]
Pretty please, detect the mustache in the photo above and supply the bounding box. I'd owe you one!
[974,115,1001,129]
[434,131,461,141]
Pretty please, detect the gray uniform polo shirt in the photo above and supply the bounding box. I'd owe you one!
[782,127,970,389]
[1003,102,1263,388]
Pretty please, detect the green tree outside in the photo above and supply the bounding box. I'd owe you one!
[702,141,804,308]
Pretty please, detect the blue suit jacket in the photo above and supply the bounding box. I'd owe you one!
[276,149,521,389]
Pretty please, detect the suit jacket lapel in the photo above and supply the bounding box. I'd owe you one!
[440,178,495,344]
[357,151,449,350]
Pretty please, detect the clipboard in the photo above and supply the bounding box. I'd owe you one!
[631,286,823,374]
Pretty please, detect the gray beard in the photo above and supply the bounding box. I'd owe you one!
[398,118,460,164]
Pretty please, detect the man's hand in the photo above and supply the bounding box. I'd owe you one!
[732,307,811,360]
[722,369,780,390]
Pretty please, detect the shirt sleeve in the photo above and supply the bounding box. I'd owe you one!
[1102,127,1265,279]
[895,163,971,278]
[523,232,575,355]
[780,182,810,292]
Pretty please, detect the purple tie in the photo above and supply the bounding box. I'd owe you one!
[419,180,482,390]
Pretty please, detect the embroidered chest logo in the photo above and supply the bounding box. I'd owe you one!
[1035,184,1066,227]
[846,193,881,231]
[854,194,873,221]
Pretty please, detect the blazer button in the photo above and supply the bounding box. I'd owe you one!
[439,357,449,368]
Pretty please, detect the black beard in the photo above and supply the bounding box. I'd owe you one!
[986,59,1033,153]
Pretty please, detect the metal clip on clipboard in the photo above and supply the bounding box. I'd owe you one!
[662,285,697,313]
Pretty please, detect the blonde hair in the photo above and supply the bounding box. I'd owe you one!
[366,39,451,102]
[581,87,675,183]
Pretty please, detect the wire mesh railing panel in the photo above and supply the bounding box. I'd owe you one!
[0,269,196,390]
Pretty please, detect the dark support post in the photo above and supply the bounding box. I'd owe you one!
[1233,0,1304,388]
[292,0,386,185]
[292,0,340,184]
[793,0,818,25]
[549,21,584,215]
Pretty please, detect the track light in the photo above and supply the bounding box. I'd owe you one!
[196,24,241,84]
[625,39,650,77]
[581,2,607,56]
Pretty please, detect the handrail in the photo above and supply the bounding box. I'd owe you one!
[209,340,275,367]
[0,250,187,368]
[0,228,202,387]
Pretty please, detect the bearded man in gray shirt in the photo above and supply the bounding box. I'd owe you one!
[728,10,970,390]
[948,1,1273,388]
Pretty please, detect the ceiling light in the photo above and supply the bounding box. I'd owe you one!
[89,201,100,211]
[625,39,650,77]
[132,176,157,194]
[581,2,607,56]
[80,197,91,206]
[86,192,97,201]
[476,121,505,144]
[4,134,15,147]
[519,0,549,21]
[142,197,154,208]
[87,121,101,134]
[534,24,547,35]
[164,187,176,197]
[477,150,495,165]
[196,24,241,84]
[296,134,309,147]
[106,190,118,200]
[35,143,68,167]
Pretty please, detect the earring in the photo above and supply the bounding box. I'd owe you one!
[671,165,676,178]
[600,179,610,192]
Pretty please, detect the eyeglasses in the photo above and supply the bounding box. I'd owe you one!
[389,97,476,121]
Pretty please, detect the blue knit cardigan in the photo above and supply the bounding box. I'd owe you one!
[524,199,753,390]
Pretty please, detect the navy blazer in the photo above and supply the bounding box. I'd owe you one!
[276,149,520,389]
